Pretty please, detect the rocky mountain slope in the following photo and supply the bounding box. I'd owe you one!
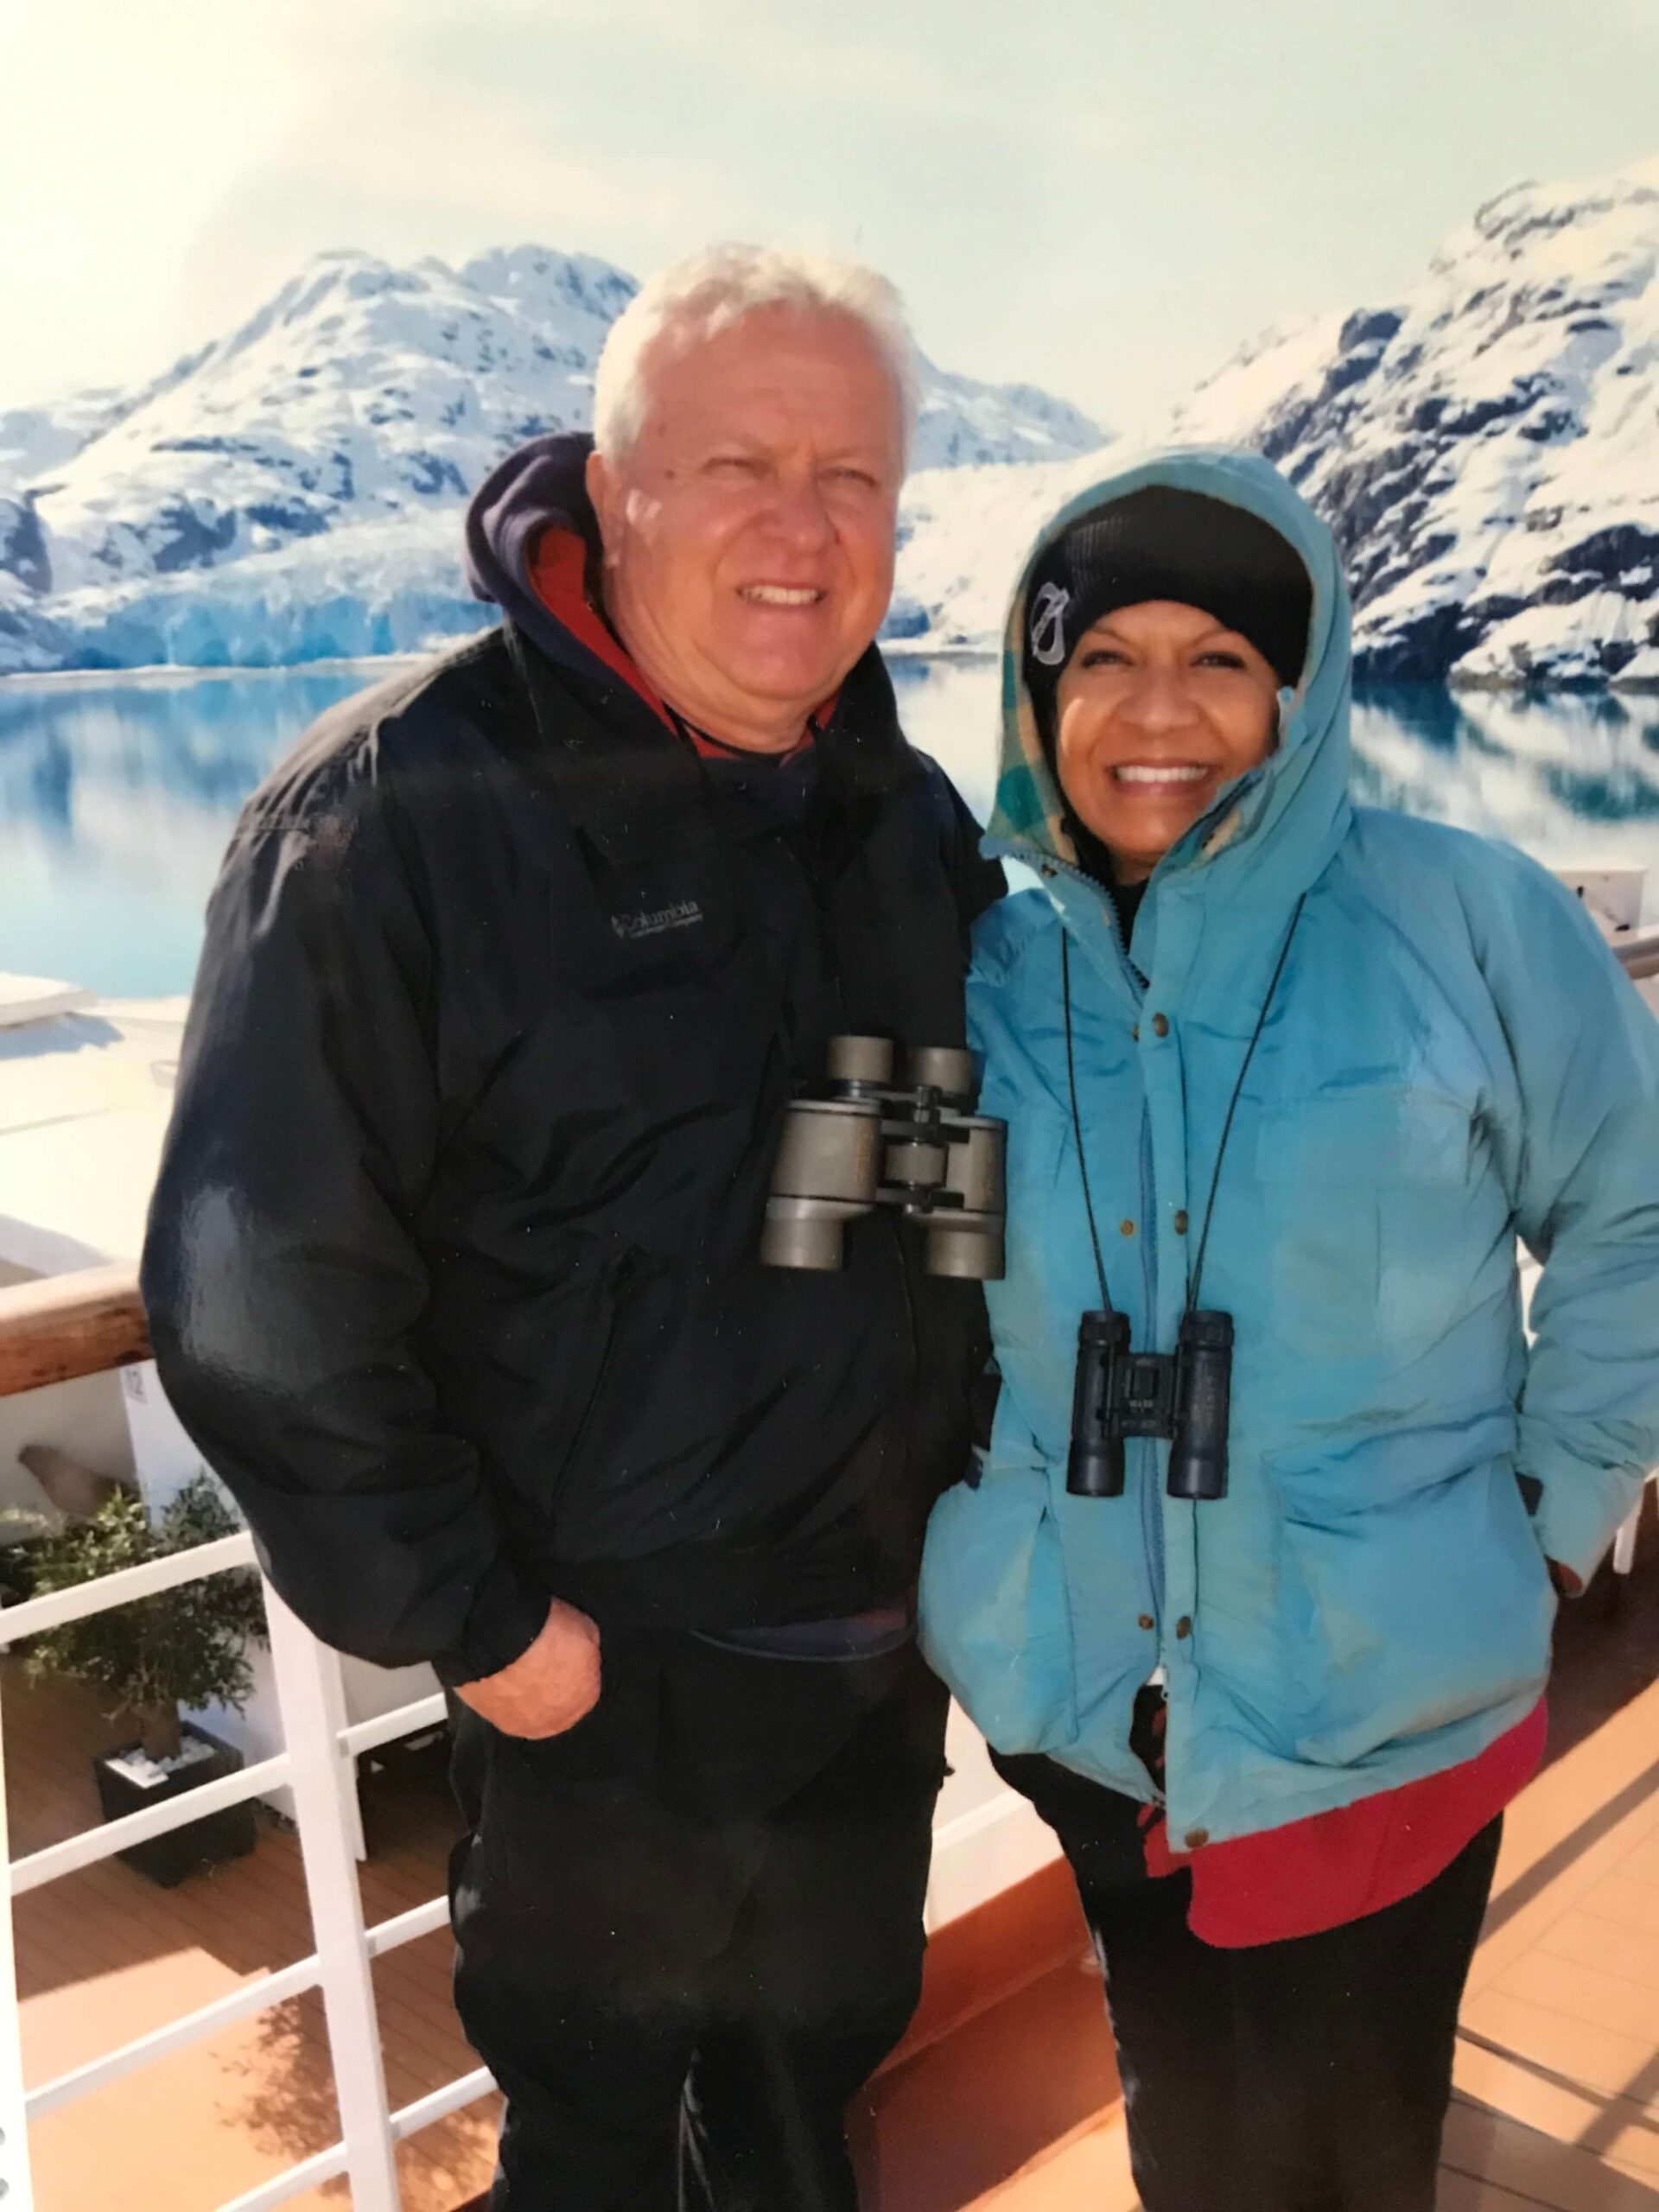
[1166,152,1659,688]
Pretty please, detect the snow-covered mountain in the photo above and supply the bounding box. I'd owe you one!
[882,153,1659,690]
[912,366,1103,469]
[4,248,635,600]
[1166,154,1659,688]
[5,154,1656,688]
[0,245,1107,674]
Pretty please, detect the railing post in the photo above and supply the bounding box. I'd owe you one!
[263,1584,401,2212]
[0,1702,37,2210]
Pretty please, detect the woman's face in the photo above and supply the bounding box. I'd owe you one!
[1052,600,1283,882]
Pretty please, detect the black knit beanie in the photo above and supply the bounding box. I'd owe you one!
[1023,486,1313,748]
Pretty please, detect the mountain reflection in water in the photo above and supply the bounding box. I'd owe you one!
[1,658,1656,998]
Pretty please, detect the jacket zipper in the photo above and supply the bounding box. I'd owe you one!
[546,1255,632,1515]
[1031,849,1168,1716]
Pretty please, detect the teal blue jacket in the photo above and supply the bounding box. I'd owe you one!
[918,448,1659,1848]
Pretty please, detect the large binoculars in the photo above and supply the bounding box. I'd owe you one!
[760,1036,1007,1280]
[1067,1307,1234,1503]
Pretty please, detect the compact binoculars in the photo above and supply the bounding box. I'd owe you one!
[1067,1306,1235,1503]
[760,1036,1007,1280]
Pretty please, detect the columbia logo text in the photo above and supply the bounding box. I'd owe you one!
[611,899,704,942]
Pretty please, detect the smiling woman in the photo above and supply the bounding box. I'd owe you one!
[1025,484,1314,884]
[918,444,1659,2212]
[1052,602,1281,880]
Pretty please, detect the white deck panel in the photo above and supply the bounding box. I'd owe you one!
[0,997,184,1271]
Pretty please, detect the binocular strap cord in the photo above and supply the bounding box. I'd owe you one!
[1060,931,1116,1318]
[1185,893,1306,1310]
[1058,891,1307,1319]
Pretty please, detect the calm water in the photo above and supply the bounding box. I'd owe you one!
[2,658,1656,998]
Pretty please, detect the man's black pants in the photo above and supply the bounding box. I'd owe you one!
[995,1748,1502,2212]
[448,1631,948,2212]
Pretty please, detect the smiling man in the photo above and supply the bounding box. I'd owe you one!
[141,247,1003,2211]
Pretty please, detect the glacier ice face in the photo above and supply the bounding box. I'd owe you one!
[0,510,490,676]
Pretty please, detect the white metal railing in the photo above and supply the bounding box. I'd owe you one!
[0,927,1650,2206]
[0,1527,494,2211]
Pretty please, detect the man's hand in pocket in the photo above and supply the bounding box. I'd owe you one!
[455,1599,602,1738]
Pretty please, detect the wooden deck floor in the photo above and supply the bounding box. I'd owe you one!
[5,1491,1657,2211]
[976,1491,1659,2211]
[3,1659,500,2211]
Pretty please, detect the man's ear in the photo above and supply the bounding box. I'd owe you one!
[586,449,617,562]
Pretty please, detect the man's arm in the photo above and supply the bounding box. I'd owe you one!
[1490,860,1659,1589]
[141,751,553,1691]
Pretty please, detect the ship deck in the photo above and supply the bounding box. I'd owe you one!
[967,1498,1659,2212]
[3,1492,1656,2212]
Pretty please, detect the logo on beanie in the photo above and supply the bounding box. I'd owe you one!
[1029,582,1071,669]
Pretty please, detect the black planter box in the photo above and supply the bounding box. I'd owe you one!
[92,1719,257,1887]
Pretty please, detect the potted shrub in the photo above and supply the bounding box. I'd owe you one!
[19,1473,268,1886]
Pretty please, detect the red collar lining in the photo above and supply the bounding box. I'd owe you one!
[525,524,833,760]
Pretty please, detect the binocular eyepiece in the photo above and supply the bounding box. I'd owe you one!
[760,1035,1007,1281]
[1067,1306,1234,1502]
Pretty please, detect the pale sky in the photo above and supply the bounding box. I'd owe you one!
[7,0,1659,429]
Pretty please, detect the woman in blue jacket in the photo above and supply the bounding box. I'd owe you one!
[919,448,1659,2212]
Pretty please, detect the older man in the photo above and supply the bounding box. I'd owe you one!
[141,247,1003,2210]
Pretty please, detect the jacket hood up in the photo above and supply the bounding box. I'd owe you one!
[922,447,1659,1847]
[466,431,594,626]
[988,446,1355,922]
[462,428,678,737]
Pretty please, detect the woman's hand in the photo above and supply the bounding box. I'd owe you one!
[1546,1559,1584,1599]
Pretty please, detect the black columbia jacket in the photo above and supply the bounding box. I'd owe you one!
[141,435,1004,1688]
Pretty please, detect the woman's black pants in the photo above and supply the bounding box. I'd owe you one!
[448,1632,947,2212]
[994,1747,1502,2212]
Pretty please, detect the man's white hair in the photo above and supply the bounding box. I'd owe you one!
[592,244,921,467]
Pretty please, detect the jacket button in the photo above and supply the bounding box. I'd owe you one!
[1137,1613,1154,1630]
[1120,1218,1135,1236]
[1185,1828,1210,1850]
[1152,1013,1170,1038]
[1175,1616,1192,1638]
[1131,1024,1140,1042]
[1173,1210,1189,1235]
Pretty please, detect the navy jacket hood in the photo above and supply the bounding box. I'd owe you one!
[465,430,630,699]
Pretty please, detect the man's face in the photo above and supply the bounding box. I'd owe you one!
[587,306,904,749]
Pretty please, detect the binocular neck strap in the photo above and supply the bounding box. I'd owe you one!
[1060,930,1117,1320]
[1059,893,1306,1322]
